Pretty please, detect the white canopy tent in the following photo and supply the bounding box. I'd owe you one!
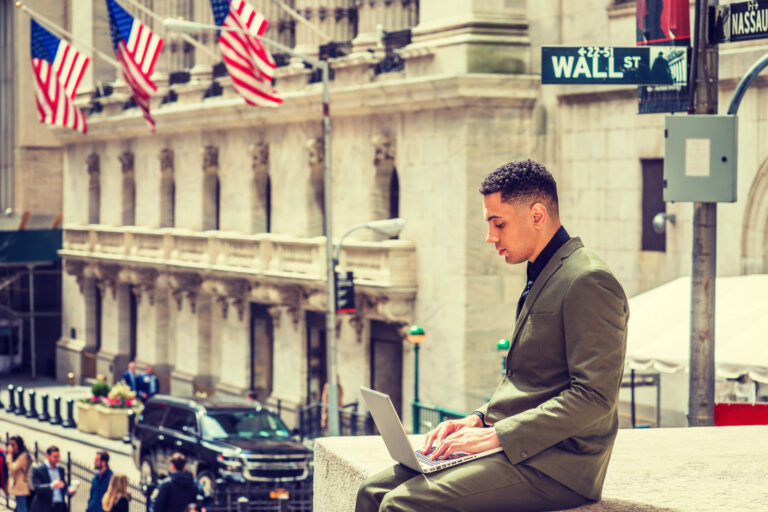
[626,274,768,384]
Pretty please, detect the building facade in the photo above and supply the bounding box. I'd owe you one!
[34,0,768,427]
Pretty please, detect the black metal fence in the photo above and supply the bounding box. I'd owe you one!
[2,432,148,511]
[207,481,312,512]
[297,401,375,440]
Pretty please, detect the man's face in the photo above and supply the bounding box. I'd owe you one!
[94,454,103,470]
[146,365,153,374]
[128,362,136,373]
[46,450,60,467]
[483,192,538,264]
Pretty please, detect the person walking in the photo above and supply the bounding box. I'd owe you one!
[149,453,209,512]
[30,446,76,512]
[86,452,112,512]
[101,474,130,512]
[7,436,32,512]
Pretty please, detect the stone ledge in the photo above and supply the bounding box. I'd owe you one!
[313,426,768,511]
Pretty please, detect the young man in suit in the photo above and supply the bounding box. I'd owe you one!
[138,364,160,403]
[356,160,629,511]
[122,361,139,392]
[30,446,76,512]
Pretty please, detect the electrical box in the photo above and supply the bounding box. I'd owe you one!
[664,115,737,202]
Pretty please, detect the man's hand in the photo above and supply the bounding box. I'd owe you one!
[51,479,66,490]
[421,414,482,455]
[430,427,501,460]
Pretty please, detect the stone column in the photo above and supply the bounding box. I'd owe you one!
[160,148,175,228]
[250,142,269,233]
[293,0,357,58]
[192,0,217,81]
[213,295,250,398]
[95,266,131,383]
[267,304,306,426]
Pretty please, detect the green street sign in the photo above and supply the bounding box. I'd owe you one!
[541,46,688,86]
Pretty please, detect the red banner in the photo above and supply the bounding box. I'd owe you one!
[637,0,691,45]
[714,403,768,426]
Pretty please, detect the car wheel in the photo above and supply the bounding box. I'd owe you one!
[140,456,156,486]
[197,469,216,497]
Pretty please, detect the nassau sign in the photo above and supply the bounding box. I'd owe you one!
[541,46,688,86]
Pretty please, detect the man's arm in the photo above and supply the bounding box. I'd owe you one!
[493,268,628,464]
[149,482,168,512]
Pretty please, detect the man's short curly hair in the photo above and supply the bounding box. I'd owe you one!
[479,159,559,217]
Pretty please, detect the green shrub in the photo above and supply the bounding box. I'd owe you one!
[91,381,111,397]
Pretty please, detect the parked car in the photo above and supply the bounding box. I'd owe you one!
[131,395,313,497]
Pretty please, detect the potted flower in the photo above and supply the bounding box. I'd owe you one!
[96,381,137,439]
[76,381,110,434]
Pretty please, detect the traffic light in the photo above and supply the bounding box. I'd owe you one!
[335,271,355,314]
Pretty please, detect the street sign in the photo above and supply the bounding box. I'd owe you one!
[714,1,768,44]
[334,271,355,314]
[541,46,688,85]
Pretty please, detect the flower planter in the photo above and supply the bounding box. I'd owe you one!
[95,405,130,439]
[76,401,99,434]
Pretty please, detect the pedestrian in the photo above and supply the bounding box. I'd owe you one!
[86,452,112,512]
[121,362,139,392]
[101,474,130,512]
[185,505,203,512]
[137,365,159,403]
[30,446,76,512]
[149,453,210,512]
[7,436,32,512]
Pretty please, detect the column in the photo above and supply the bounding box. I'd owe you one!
[191,0,217,81]
[97,282,131,383]
[215,299,250,398]
[352,0,418,54]
[293,0,357,58]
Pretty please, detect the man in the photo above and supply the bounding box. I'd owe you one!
[356,160,629,511]
[122,361,139,392]
[149,453,209,512]
[86,451,112,512]
[30,446,76,512]
[138,365,159,403]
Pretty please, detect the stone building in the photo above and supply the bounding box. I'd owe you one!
[14,0,766,426]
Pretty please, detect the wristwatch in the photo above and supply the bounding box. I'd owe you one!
[471,411,487,427]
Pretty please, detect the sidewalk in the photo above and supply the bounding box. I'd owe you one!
[0,375,131,457]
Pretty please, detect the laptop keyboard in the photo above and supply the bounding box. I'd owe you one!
[415,447,468,466]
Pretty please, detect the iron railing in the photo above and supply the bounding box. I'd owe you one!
[298,401,375,440]
[412,401,466,434]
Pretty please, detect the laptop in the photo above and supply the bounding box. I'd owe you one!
[360,386,503,473]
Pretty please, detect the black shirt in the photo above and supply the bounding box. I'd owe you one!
[517,226,571,317]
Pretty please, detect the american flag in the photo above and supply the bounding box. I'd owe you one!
[106,0,164,131]
[29,19,89,134]
[210,0,282,106]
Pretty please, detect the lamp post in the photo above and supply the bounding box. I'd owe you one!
[407,325,425,434]
[496,338,510,373]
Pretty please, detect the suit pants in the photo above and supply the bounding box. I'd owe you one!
[51,503,67,512]
[355,454,589,512]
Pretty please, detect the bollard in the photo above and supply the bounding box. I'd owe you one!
[39,393,50,422]
[51,396,62,425]
[15,386,26,416]
[123,409,135,444]
[67,372,75,386]
[26,390,38,419]
[7,384,16,413]
[62,398,76,428]
[237,496,249,512]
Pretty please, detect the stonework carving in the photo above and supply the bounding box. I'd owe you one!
[306,138,325,235]
[372,134,395,173]
[202,278,248,320]
[63,259,88,293]
[160,148,174,175]
[203,145,219,174]
[92,263,120,299]
[168,272,202,312]
[87,153,100,176]
[119,268,159,305]
[250,142,269,175]
[119,151,134,175]
[266,305,282,328]
[349,314,366,343]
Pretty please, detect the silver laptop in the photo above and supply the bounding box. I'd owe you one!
[360,386,503,473]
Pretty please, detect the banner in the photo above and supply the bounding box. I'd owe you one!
[636,0,691,114]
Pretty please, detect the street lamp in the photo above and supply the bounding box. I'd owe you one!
[407,325,425,433]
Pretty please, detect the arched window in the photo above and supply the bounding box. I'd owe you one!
[87,153,100,224]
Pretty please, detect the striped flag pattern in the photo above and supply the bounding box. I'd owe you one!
[29,19,90,134]
[106,0,164,131]
[210,0,282,106]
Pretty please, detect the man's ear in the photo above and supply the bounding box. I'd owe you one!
[530,203,547,228]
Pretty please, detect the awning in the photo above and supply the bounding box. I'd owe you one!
[626,274,768,383]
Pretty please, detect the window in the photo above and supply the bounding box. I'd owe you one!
[641,159,666,252]
[139,403,168,426]
[160,174,175,227]
[163,406,198,435]
[203,172,220,231]
[201,409,289,441]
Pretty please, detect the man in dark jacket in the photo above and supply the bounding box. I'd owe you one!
[30,446,76,512]
[86,451,113,512]
[137,365,160,403]
[149,453,209,512]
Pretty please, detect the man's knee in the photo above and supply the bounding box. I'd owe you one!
[355,479,380,512]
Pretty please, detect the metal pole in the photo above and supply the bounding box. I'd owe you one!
[28,265,36,379]
[630,369,636,428]
[411,344,419,434]
[322,60,339,437]
[688,0,718,427]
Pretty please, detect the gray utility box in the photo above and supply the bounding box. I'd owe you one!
[664,115,737,203]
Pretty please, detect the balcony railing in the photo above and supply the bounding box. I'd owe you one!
[60,226,416,289]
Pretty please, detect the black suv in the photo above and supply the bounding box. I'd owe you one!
[131,395,313,496]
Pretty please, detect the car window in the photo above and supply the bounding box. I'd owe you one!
[162,406,198,435]
[201,409,290,440]
[139,404,168,426]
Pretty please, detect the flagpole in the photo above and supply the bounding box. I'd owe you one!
[270,0,333,43]
[15,1,121,69]
[118,0,219,60]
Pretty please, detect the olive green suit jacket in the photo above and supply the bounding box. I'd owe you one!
[476,237,629,501]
